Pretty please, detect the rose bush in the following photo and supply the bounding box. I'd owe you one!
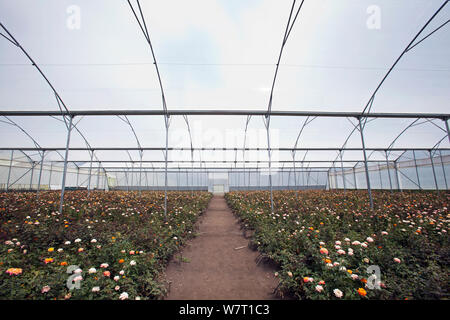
[0,190,211,300]
[226,190,449,300]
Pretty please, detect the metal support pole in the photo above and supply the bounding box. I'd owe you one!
[191,157,194,196]
[125,170,129,191]
[96,163,100,189]
[6,150,14,191]
[413,150,421,189]
[48,162,53,189]
[394,161,402,191]
[339,150,346,192]
[445,118,450,144]
[139,151,143,196]
[378,163,383,189]
[76,167,79,188]
[87,150,94,196]
[384,151,393,193]
[353,166,357,190]
[332,164,336,189]
[185,168,188,191]
[265,117,274,213]
[36,150,45,198]
[29,162,35,190]
[164,117,170,219]
[292,152,297,193]
[258,165,261,189]
[358,117,374,209]
[130,164,134,190]
[429,150,439,194]
[59,116,73,214]
[306,168,311,187]
[287,167,292,189]
[326,170,330,190]
[103,169,107,190]
[439,150,448,190]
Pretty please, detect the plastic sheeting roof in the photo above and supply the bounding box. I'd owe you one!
[0,0,449,170]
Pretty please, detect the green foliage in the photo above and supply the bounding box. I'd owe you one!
[0,190,212,300]
[226,190,449,300]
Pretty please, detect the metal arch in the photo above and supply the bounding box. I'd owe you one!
[49,115,110,196]
[117,116,143,150]
[1,116,46,158]
[327,1,450,204]
[431,135,449,155]
[182,115,195,196]
[242,115,252,190]
[422,118,448,133]
[385,118,447,158]
[116,115,145,194]
[330,118,377,166]
[48,115,104,167]
[127,0,168,116]
[372,117,449,194]
[345,116,448,192]
[0,116,65,195]
[266,0,306,115]
[292,116,316,152]
[127,0,171,218]
[0,23,71,127]
[0,23,110,204]
[361,1,449,121]
[263,0,307,212]
[263,115,274,212]
[291,116,317,190]
[405,18,450,53]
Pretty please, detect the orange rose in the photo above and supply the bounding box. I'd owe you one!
[357,288,367,297]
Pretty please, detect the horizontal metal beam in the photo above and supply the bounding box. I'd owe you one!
[0,109,448,119]
[102,167,338,171]
[1,147,448,152]
[50,159,391,164]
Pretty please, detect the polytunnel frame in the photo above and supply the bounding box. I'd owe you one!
[0,0,449,214]
[0,109,449,213]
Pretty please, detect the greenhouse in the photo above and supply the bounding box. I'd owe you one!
[0,0,449,304]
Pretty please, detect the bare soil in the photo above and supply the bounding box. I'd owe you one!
[164,195,279,300]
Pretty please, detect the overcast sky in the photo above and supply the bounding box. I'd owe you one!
[0,0,449,168]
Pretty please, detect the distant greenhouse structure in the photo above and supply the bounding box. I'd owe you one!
[0,0,449,216]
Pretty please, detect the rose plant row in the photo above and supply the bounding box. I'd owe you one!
[0,190,212,300]
[225,190,449,300]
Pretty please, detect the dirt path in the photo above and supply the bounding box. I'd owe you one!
[165,195,278,300]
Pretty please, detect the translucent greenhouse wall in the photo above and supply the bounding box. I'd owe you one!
[1,150,448,192]
[0,158,108,191]
[228,170,327,190]
[329,150,449,190]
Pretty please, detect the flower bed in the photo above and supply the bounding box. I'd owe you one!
[0,190,212,300]
[225,190,449,300]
